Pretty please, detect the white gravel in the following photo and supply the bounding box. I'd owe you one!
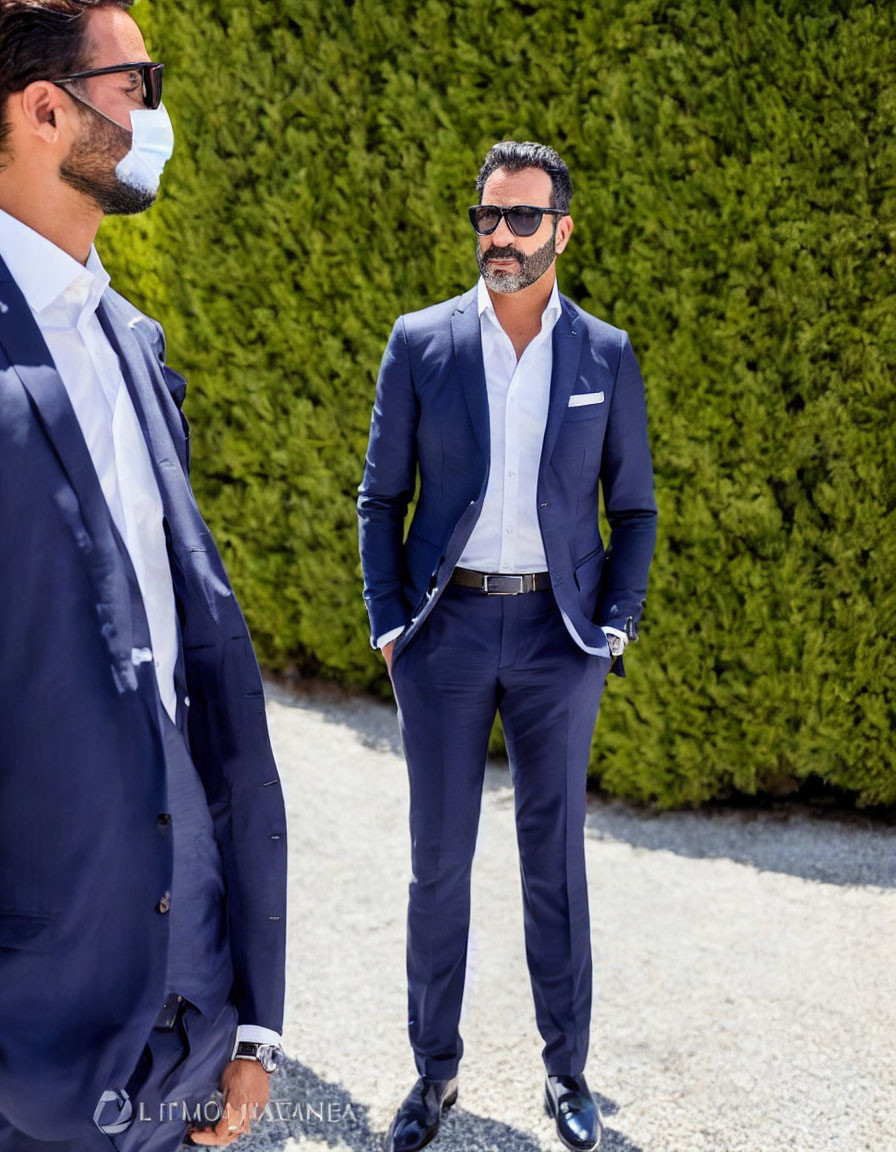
[240,682,896,1152]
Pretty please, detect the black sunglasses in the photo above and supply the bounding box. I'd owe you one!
[468,203,566,238]
[51,62,164,110]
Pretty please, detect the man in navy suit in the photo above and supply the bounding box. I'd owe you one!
[359,141,657,1152]
[0,2,286,1148]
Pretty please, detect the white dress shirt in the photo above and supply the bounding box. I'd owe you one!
[1,209,281,1050]
[456,276,560,571]
[378,277,626,657]
[0,209,179,721]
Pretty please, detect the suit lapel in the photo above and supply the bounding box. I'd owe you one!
[540,295,585,466]
[96,293,207,563]
[450,286,585,468]
[0,260,138,692]
[97,295,174,488]
[450,286,489,457]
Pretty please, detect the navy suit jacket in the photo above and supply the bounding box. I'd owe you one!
[0,258,287,1141]
[358,285,657,673]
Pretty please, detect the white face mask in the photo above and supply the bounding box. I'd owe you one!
[114,104,174,193]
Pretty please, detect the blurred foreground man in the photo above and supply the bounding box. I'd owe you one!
[359,142,657,1152]
[0,2,286,1148]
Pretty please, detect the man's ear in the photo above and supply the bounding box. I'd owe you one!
[18,81,71,143]
[555,215,574,256]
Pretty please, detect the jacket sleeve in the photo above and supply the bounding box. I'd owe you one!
[596,332,658,636]
[357,317,420,646]
[143,316,287,1033]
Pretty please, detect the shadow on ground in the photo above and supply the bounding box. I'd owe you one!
[580,793,896,889]
[264,681,896,891]
[244,1058,642,1151]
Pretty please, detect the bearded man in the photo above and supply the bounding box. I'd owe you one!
[358,141,657,1152]
[0,2,286,1148]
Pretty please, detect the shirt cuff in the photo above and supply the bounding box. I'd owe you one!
[233,1024,282,1056]
[376,626,405,649]
[601,625,628,650]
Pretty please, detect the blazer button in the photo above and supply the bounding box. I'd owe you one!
[157,813,171,827]
[157,891,171,914]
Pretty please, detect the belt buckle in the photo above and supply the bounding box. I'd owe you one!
[154,994,185,1031]
[483,573,525,595]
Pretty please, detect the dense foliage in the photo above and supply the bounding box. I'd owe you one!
[101,0,895,806]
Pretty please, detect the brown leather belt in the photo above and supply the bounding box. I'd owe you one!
[450,567,550,595]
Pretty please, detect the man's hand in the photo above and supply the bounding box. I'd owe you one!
[188,1059,271,1146]
[382,639,396,672]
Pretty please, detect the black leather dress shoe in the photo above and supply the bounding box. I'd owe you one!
[544,1074,603,1151]
[385,1076,459,1152]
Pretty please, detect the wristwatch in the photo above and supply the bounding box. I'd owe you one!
[606,633,626,659]
[232,1041,283,1073]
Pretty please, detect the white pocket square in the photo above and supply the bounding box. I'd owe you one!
[568,391,604,407]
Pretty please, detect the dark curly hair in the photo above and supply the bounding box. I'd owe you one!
[475,140,573,213]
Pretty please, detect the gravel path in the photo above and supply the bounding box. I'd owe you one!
[242,682,896,1152]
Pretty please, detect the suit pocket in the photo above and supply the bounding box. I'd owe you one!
[563,403,607,422]
[568,391,605,408]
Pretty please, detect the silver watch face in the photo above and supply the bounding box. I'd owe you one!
[256,1044,282,1073]
[236,1041,283,1072]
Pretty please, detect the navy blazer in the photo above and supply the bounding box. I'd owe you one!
[0,259,287,1141]
[358,286,657,673]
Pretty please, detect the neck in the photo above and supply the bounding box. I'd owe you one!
[486,266,556,329]
[0,166,102,264]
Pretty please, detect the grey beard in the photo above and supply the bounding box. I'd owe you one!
[477,229,557,293]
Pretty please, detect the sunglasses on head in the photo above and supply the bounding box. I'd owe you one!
[51,61,165,110]
[468,203,566,238]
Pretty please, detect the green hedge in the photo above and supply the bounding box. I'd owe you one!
[100,0,895,807]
